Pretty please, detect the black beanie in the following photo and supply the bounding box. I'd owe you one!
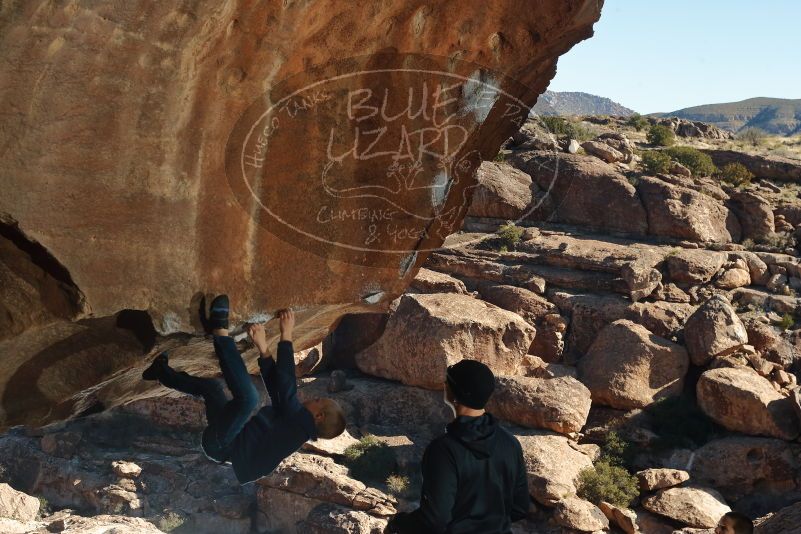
[446,359,495,409]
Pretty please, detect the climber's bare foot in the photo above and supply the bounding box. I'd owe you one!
[248,323,269,355]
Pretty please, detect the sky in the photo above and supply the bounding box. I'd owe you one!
[547,0,801,114]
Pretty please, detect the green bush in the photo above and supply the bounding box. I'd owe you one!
[539,116,595,141]
[646,396,722,449]
[343,435,397,485]
[626,113,649,131]
[780,313,796,330]
[647,124,676,147]
[497,221,524,250]
[718,162,754,187]
[641,150,672,174]
[494,151,507,162]
[386,474,410,495]
[665,146,718,176]
[600,431,636,468]
[738,127,766,147]
[577,460,640,508]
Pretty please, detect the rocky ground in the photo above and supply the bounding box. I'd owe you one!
[3,115,801,533]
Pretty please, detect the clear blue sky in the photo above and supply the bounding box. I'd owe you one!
[548,1,801,114]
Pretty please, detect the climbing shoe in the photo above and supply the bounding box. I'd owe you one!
[142,352,169,381]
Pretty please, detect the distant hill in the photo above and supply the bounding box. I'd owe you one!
[654,97,801,136]
[532,91,635,117]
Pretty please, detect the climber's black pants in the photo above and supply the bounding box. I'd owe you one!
[158,335,259,460]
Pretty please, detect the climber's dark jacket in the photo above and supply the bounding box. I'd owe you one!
[208,340,317,484]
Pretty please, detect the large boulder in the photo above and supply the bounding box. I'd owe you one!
[577,320,689,409]
[0,483,39,522]
[691,436,800,502]
[728,190,776,242]
[408,268,469,295]
[298,503,388,534]
[476,282,557,324]
[641,486,731,529]
[697,367,800,440]
[257,453,396,533]
[355,293,535,389]
[581,140,625,163]
[684,295,748,366]
[0,0,603,429]
[514,429,594,506]
[755,501,801,534]
[475,282,566,362]
[666,250,727,285]
[552,291,695,361]
[744,318,798,368]
[637,176,739,243]
[486,375,591,434]
[507,152,649,235]
[636,468,690,492]
[467,162,535,220]
[553,497,609,531]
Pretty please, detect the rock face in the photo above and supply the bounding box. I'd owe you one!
[577,320,689,409]
[355,293,535,389]
[0,0,603,429]
[697,367,800,440]
[684,296,748,366]
[486,375,591,434]
[641,486,731,529]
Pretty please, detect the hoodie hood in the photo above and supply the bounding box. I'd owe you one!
[446,412,499,459]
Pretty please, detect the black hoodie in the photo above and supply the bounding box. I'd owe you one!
[388,413,530,534]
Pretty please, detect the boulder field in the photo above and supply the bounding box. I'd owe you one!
[4,1,801,533]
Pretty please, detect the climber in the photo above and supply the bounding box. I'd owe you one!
[141,295,346,485]
[715,511,753,534]
[386,360,531,534]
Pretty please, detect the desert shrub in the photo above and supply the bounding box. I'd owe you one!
[646,396,722,449]
[539,116,595,141]
[344,435,397,484]
[600,431,636,468]
[647,124,676,146]
[36,496,51,518]
[494,151,507,162]
[780,313,796,330]
[718,162,754,186]
[665,146,718,176]
[497,221,524,250]
[626,113,649,131]
[738,127,766,147]
[386,474,410,495]
[577,460,639,508]
[641,150,672,174]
